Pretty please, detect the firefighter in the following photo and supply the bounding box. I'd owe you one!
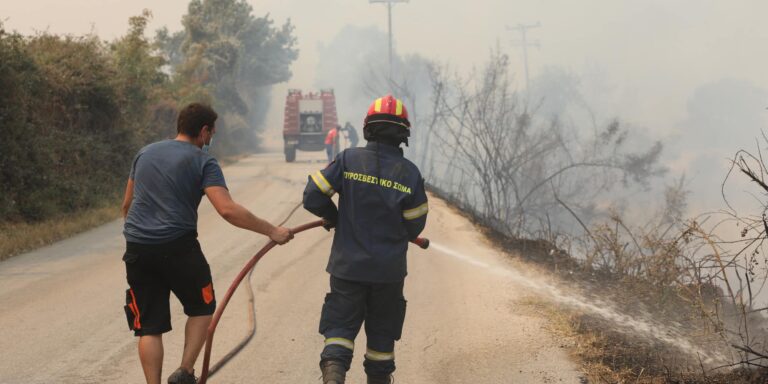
[303,95,428,384]
[324,125,339,163]
[343,121,359,148]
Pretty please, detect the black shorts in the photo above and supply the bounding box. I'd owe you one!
[123,232,216,336]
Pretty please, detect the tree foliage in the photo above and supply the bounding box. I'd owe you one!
[111,10,175,142]
[1,2,298,223]
[157,0,298,154]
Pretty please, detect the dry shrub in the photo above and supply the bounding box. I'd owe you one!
[432,181,768,382]
[418,39,768,381]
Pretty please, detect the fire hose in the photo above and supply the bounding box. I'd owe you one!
[199,219,430,384]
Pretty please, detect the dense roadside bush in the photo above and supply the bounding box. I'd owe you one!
[0,28,140,221]
[0,11,176,223]
[0,1,298,225]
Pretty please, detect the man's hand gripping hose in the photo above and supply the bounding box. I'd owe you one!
[198,219,429,384]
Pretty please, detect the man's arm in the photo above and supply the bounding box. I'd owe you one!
[204,186,293,244]
[303,176,338,227]
[121,178,134,219]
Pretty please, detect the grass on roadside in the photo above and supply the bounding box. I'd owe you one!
[0,200,121,261]
[518,293,765,383]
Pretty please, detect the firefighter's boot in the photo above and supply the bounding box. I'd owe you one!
[320,360,346,384]
[367,374,393,384]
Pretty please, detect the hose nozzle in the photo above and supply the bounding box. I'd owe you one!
[412,237,430,249]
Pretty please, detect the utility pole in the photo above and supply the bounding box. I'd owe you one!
[369,0,408,89]
[507,22,541,100]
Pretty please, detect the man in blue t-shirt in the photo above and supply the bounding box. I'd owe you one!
[121,103,293,384]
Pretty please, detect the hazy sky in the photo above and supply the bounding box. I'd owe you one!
[2,0,767,141]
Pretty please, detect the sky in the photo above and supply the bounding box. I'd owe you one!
[3,0,768,211]
[2,0,766,133]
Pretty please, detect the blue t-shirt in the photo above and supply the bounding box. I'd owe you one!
[123,140,227,244]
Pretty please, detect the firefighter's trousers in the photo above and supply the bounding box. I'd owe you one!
[319,275,407,377]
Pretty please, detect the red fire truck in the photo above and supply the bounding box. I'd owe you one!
[282,89,338,162]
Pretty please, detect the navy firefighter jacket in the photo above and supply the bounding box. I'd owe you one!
[303,142,428,283]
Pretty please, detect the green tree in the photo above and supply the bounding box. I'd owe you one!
[159,0,298,154]
[111,10,174,143]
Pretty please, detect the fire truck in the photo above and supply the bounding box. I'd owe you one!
[282,89,338,162]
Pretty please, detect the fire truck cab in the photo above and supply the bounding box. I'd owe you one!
[282,89,338,162]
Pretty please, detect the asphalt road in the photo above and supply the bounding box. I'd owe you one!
[0,151,581,383]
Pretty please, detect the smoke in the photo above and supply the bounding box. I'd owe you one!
[670,79,768,214]
[315,25,389,126]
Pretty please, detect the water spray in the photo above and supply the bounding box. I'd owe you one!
[428,241,730,366]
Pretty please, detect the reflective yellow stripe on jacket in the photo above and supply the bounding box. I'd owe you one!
[402,203,428,220]
[311,171,335,196]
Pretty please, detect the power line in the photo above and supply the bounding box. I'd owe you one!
[369,0,409,90]
[507,22,541,100]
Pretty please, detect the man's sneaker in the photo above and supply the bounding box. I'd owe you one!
[167,367,198,384]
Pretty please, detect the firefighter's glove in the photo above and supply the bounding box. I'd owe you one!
[322,219,336,231]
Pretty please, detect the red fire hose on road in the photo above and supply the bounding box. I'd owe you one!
[199,219,429,383]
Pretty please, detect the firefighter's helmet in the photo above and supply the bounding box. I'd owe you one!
[363,95,411,146]
[364,95,410,129]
